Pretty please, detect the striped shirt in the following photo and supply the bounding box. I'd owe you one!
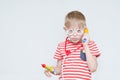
[54,39,100,80]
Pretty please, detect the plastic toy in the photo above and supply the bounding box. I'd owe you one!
[41,64,55,74]
[82,28,89,43]
[80,28,89,61]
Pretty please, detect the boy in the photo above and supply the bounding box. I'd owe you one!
[45,11,100,80]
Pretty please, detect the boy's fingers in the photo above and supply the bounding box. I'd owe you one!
[44,70,52,77]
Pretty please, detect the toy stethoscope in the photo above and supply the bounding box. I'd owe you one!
[64,28,88,61]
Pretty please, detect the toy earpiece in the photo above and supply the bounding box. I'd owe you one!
[66,50,71,56]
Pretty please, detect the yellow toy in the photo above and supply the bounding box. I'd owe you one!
[82,28,89,43]
[84,28,89,33]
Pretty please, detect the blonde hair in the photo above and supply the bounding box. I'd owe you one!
[65,11,86,29]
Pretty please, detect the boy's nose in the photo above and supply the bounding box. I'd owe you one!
[73,32,77,36]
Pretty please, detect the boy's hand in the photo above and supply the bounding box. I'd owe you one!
[54,66,61,75]
[44,69,52,77]
[44,66,61,77]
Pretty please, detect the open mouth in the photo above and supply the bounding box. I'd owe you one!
[71,38,79,41]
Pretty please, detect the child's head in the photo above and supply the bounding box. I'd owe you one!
[64,11,86,43]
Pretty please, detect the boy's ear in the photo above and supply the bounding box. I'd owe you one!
[63,27,67,31]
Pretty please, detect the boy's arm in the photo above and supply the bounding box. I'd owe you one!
[82,29,99,72]
[54,60,62,75]
[84,45,98,72]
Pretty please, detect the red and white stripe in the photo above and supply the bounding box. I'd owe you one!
[54,40,100,80]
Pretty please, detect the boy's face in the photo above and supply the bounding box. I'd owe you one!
[65,22,84,43]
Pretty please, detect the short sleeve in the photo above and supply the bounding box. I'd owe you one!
[54,43,63,60]
[88,40,101,57]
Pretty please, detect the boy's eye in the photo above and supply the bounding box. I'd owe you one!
[68,30,73,34]
[77,29,81,33]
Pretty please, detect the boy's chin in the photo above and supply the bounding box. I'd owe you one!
[71,40,80,44]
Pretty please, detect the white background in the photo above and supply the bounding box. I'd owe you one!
[0,0,120,80]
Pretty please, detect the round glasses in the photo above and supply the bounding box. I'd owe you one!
[66,29,84,35]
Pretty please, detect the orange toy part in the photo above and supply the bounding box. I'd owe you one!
[84,28,89,33]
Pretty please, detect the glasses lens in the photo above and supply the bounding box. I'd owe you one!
[67,29,83,35]
[67,29,73,34]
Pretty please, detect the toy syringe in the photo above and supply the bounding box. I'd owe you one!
[41,64,55,74]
